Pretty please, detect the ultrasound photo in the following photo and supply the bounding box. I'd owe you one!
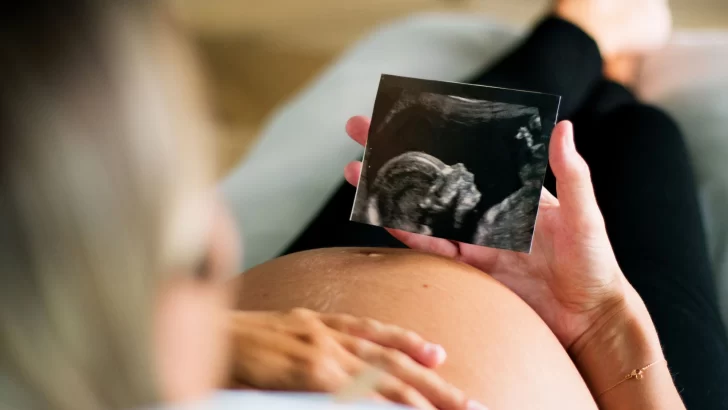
[350,75,561,253]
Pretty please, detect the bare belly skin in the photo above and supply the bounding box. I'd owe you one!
[236,248,597,409]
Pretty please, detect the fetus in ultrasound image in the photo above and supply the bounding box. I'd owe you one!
[350,75,560,253]
[364,152,481,236]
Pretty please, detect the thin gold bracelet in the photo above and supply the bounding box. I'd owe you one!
[597,358,666,398]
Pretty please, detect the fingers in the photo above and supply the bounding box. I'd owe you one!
[340,337,482,410]
[548,121,604,231]
[230,309,476,409]
[387,228,461,260]
[319,314,445,367]
[346,116,371,146]
[343,116,369,188]
[344,161,362,187]
[374,371,438,410]
[230,326,314,389]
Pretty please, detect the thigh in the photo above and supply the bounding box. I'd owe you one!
[236,248,598,410]
[565,103,728,409]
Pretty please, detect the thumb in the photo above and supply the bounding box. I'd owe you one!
[549,121,603,230]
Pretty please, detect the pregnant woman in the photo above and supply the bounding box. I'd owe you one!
[3,0,726,410]
[237,122,677,410]
[262,0,728,409]
[0,2,478,410]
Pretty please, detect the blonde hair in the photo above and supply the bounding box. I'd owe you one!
[0,1,215,409]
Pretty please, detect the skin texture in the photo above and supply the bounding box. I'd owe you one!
[235,248,598,410]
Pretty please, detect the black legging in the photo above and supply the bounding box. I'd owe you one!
[284,17,728,409]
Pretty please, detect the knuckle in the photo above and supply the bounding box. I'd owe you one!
[575,157,592,179]
[347,337,369,357]
[299,324,336,350]
[297,329,327,347]
[324,314,353,332]
[292,308,325,330]
[299,355,338,390]
[361,317,382,333]
[382,348,410,369]
[401,330,423,346]
[394,385,420,403]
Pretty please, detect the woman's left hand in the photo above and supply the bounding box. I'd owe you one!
[344,116,628,350]
[227,308,482,410]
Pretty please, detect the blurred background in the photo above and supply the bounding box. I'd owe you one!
[169,0,728,177]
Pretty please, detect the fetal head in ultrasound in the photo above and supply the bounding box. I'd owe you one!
[350,75,561,253]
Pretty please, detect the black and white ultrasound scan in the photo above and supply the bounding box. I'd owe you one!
[350,75,561,253]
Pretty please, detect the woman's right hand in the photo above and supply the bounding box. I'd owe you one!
[228,308,486,410]
[344,118,682,407]
[344,117,629,350]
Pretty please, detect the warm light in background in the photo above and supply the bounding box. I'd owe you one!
[169,0,728,176]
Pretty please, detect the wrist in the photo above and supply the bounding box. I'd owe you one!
[569,284,665,394]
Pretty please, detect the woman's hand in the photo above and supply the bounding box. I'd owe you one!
[228,308,485,410]
[344,116,628,350]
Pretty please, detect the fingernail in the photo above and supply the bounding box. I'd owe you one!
[423,343,447,364]
[467,399,489,410]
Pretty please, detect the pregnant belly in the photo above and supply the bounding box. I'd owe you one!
[236,248,597,410]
